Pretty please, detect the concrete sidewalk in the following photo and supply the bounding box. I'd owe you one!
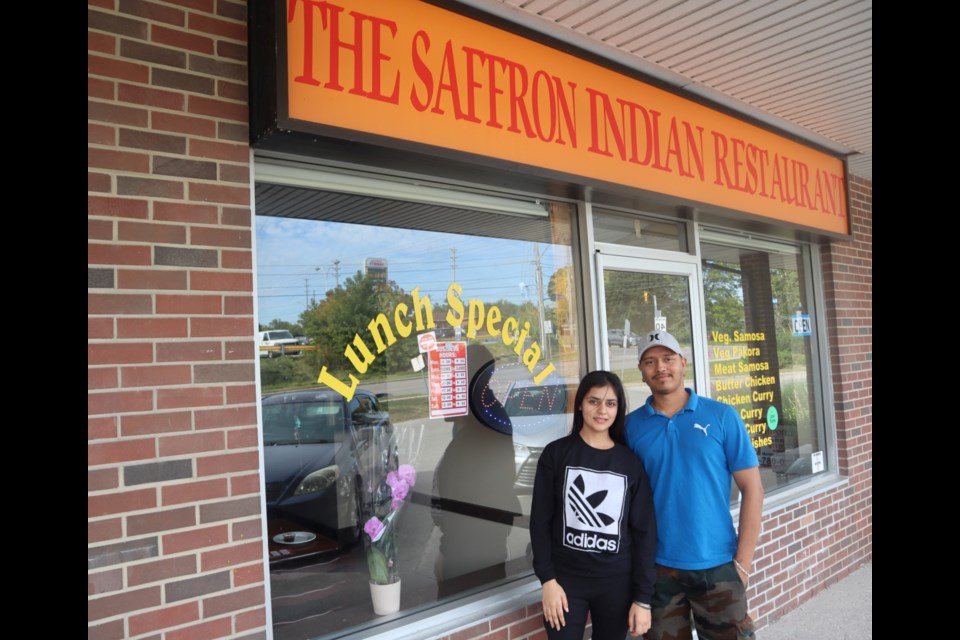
[758,562,872,639]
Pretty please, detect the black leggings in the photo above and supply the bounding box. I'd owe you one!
[543,570,633,640]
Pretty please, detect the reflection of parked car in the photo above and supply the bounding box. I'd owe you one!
[607,328,639,347]
[262,388,395,564]
[503,378,578,492]
[259,329,301,358]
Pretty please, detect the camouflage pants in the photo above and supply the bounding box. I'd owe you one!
[644,562,756,640]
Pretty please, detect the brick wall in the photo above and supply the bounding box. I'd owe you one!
[88,1,265,638]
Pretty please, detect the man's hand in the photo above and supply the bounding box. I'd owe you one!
[628,603,651,637]
[541,579,568,630]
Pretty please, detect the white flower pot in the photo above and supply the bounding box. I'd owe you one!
[369,579,401,615]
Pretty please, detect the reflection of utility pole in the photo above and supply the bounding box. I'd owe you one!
[305,278,309,306]
[533,243,550,361]
[450,248,457,282]
[332,259,341,288]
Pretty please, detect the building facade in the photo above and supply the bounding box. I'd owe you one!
[88,1,872,639]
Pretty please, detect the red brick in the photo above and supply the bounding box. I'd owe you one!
[190,225,250,248]
[89,416,119,440]
[229,472,261,496]
[119,0,185,25]
[128,506,196,535]
[157,294,222,314]
[88,195,149,218]
[119,220,189,243]
[88,586,162,623]
[187,95,248,123]
[225,385,256,404]
[118,268,189,290]
[129,601,199,636]
[89,77,115,100]
[122,411,193,436]
[152,24,214,54]
[89,147,151,173]
[189,138,249,163]
[223,296,253,314]
[88,342,154,364]
[117,317,190,338]
[88,488,157,518]
[231,558,265,588]
[165,617,232,640]
[89,569,124,596]
[159,430,225,456]
[220,206,249,226]
[187,12,246,41]
[89,243,152,266]
[167,0,213,11]
[219,249,250,270]
[195,405,257,430]
[121,364,192,387]
[89,467,120,491]
[218,163,249,184]
[89,172,113,192]
[235,607,267,632]
[152,112,217,139]
[224,340,255,360]
[157,386,224,409]
[196,451,259,476]
[162,478,229,506]
[88,439,157,467]
[89,366,119,390]
[89,100,149,128]
[201,542,263,572]
[157,341,223,362]
[188,181,250,205]
[156,203,218,227]
[227,426,259,449]
[128,556,197,590]
[88,53,150,83]
[89,219,114,242]
[163,524,229,554]
[191,316,254,336]
[118,82,185,110]
[89,122,116,145]
[89,293,152,315]
[194,363,254,383]
[88,389,155,415]
[217,79,247,102]
[189,271,252,292]
[89,518,123,544]
[89,30,116,55]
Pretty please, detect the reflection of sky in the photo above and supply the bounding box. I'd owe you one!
[256,216,568,325]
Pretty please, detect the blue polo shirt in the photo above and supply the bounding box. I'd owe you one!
[625,389,758,570]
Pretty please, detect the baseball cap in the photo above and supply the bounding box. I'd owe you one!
[637,330,684,361]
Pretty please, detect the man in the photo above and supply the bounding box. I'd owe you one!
[625,330,763,640]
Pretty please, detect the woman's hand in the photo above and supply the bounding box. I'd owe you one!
[541,579,568,630]
[628,603,651,637]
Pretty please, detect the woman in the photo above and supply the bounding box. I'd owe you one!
[530,370,657,639]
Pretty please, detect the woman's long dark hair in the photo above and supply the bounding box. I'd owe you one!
[571,370,628,445]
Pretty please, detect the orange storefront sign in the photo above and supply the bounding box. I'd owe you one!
[285,0,848,235]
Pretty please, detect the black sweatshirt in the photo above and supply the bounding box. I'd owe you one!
[530,433,657,606]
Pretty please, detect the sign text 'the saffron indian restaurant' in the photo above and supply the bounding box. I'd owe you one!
[285,0,848,235]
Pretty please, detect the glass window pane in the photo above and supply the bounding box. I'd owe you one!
[256,185,582,638]
[700,236,824,502]
[593,209,687,252]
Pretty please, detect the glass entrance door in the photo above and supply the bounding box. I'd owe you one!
[595,254,705,412]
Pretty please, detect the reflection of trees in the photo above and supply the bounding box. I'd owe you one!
[603,271,691,343]
[547,266,576,353]
[298,271,421,374]
[259,318,304,334]
[703,261,745,337]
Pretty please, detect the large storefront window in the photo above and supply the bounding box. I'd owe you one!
[700,232,825,498]
[255,173,582,639]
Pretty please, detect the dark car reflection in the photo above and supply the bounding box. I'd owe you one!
[262,387,394,564]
